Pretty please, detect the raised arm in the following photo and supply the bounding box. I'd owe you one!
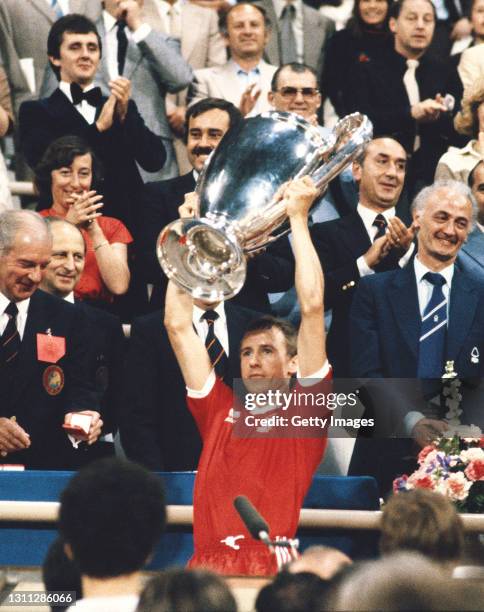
[164,280,212,391]
[285,177,327,377]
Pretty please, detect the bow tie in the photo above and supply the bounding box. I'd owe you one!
[70,83,103,107]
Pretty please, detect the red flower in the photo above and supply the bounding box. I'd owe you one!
[465,459,484,481]
[358,53,370,63]
[417,445,435,465]
[413,475,434,489]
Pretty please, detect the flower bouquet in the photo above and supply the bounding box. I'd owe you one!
[393,436,484,513]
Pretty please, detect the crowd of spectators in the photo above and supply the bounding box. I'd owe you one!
[0,0,483,605]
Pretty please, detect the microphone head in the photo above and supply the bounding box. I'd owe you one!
[233,495,269,540]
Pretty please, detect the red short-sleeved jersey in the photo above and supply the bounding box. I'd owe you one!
[40,209,133,302]
[187,373,331,576]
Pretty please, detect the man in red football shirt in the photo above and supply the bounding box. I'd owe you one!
[165,176,331,576]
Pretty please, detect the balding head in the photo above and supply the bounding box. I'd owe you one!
[0,211,52,302]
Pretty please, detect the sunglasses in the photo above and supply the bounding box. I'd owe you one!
[276,87,319,99]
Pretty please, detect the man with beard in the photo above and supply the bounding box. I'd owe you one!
[136,96,294,314]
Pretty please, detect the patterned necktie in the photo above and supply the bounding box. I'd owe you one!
[1,302,21,366]
[403,59,421,151]
[51,0,63,19]
[372,213,387,241]
[70,83,103,107]
[417,272,447,379]
[280,4,297,64]
[202,310,228,380]
[116,20,128,76]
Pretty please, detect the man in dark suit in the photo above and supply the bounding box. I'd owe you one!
[0,211,102,469]
[349,180,484,493]
[458,159,484,280]
[18,14,165,231]
[311,137,413,377]
[351,0,463,193]
[39,217,125,465]
[137,96,295,314]
[121,299,260,470]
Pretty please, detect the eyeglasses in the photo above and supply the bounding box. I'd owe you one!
[275,87,319,99]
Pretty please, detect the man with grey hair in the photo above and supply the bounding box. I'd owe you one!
[348,180,484,494]
[0,210,102,469]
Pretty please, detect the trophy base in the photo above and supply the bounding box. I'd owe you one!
[157,217,247,302]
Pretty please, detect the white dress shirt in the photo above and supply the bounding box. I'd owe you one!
[273,0,304,63]
[356,203,415,277]
[0,293,30,340]
[103,11,152,80]
[192,301,229,356]
[59,80,98,125]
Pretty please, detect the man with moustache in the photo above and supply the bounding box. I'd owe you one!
[311,137,413,377]
[349,180,484,493]
[40,218,125,464]
[136,96,294,314]
[0,210,102,469]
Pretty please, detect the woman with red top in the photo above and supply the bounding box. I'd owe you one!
[34,135,132,305]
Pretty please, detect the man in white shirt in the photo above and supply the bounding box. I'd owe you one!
[188,3,277,116]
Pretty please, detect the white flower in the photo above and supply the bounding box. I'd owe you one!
[460,448,484,463]
[438,472,472,502]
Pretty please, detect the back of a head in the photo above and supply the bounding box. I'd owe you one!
[255,571,330,612]
[136,569,237,612]
[380,489,464,565]
[59,458,166,578]
[42,537,82,612]
[331,552,469,611]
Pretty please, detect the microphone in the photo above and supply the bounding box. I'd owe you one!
[233,495,270,544]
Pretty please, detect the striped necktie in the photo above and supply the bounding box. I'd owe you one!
[1,302,21,365]
[372,213,387,241]
[417,272,447,379]
[202,310,228,380]
[280,4,297,64]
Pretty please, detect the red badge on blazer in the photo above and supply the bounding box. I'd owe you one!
[37,331,66,363]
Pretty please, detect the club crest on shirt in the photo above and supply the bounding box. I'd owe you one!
[224,408,240,424]
[220,535,244,550]
[43,365,65,396]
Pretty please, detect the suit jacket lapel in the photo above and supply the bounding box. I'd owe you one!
[461,231,484,269]
[302,5,321,70]
[338,212,371,259]
[388,264,421,360]
[181,4,200,60]
[447,267,479,362]
[28,0,55,22]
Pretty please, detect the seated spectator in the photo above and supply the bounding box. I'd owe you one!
[40,218,125,463]
[457,159,484,279]
[35,135,132,307]
[331,552,483,611]
[380,489,464,571]
[59,457,166,612]
[435,83,484,182]
[288,545,352,581]
[135,569,237,612]
[255,571,330,612]
[42,537,82,612]
[322,0,393,119]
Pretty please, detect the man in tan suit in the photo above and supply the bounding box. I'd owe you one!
[459,45,484,95]
[141,0,226,172]
[188,3,277,117]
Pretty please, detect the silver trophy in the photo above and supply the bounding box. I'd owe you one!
[157,111,373,301]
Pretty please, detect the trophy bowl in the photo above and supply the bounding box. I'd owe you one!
[157,111,372,301]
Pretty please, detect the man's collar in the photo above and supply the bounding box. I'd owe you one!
[228,58,262,75]
[103,9,118,32]
[414,255,455,286]
[63,292,75,304]
[273,0,302,19]
[193,301,226,324]
[357,202,396,224]
[0,292,30,317]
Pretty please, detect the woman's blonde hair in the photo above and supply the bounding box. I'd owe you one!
[454,82,484,137]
